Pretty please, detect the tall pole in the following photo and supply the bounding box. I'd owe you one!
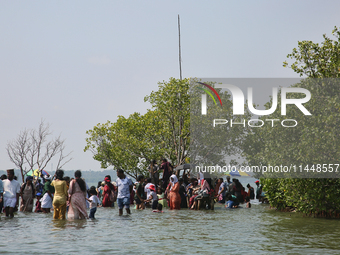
[178,14,182,80]
[177,14,182,166]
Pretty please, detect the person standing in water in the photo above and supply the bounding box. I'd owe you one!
[169,174,181,210]
[20,176,35,212]
[2,169,20,218]
[217,178,226,204]
[160,159,173,190]
[116,169,133,216]
[68,170,88,219]
[255,180,262,200]
[87,188,100,219]
[51,169,68,219]
[41,175,54,213]
[134,175,145,210]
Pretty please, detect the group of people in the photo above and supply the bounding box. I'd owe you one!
[133,173,181,210]
[130,168,262,211]
[131,170,264,211]
[215,176,262,209]
[0,168,137,219]
[0,169,93,219]
[0,164,263,219]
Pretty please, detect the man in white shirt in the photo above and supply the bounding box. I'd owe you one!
[3,169,20,218]
[116,169,133,216]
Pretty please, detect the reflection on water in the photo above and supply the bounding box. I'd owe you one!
[1,190,340,254]
[260,210,340,254]
[51,219,89,230]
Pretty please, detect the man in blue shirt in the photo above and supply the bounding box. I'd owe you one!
[116,169,133,216]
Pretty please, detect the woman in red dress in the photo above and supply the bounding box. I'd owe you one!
[169,174,181,210]
[102,175,115,207]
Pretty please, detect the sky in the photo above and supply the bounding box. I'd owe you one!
[1,0,339,172]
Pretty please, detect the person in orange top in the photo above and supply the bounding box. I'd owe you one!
[169,174,181,210]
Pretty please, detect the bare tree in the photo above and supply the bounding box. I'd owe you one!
[6,120,73,182]
[55,143,73,170]
[6,129,30,182]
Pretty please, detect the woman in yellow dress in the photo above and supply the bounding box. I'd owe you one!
[51,170,68,219]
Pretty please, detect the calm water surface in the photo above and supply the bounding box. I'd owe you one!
[1,176,340,254]
[1,203,340,254]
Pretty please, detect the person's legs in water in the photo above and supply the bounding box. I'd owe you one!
[8,207,15,218]
[124,197,131,214]
[5,206,9,217]
[89,207,96,219]
[118,197,131,216]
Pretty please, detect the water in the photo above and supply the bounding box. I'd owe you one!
[1,177,340,254]
[2,204,340,254]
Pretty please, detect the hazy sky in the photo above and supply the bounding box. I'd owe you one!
[1,1,339,172]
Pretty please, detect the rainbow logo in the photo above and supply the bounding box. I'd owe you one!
[197,82,222,106]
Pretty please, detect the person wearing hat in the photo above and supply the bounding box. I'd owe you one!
[34,193,42,212]
[144,178,153,207]
[20,176,35,212]
[2,169,21,218]
[146,184,158,210]
[255,180,262,200]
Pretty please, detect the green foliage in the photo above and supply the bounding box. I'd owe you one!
[283,26,340,78]
[244,27,340,217]
[85,110,166,179]
[262,178,340,216]
[85,78,190,179]
[244,79,340,178]
[144,77,190,165]
[189,80,252,166]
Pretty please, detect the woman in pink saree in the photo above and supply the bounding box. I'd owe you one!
[68,170,88,219]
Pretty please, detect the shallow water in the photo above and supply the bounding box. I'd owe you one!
[1,202,340,254]
[1,177,339,254]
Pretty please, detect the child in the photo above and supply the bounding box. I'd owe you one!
[146,184,158,209]
[86,189,100,219]
[225,194,235,209]
[152,203,163,213]
[34,193,42,213]
[245,196,251,208]
[156,187,168,208]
